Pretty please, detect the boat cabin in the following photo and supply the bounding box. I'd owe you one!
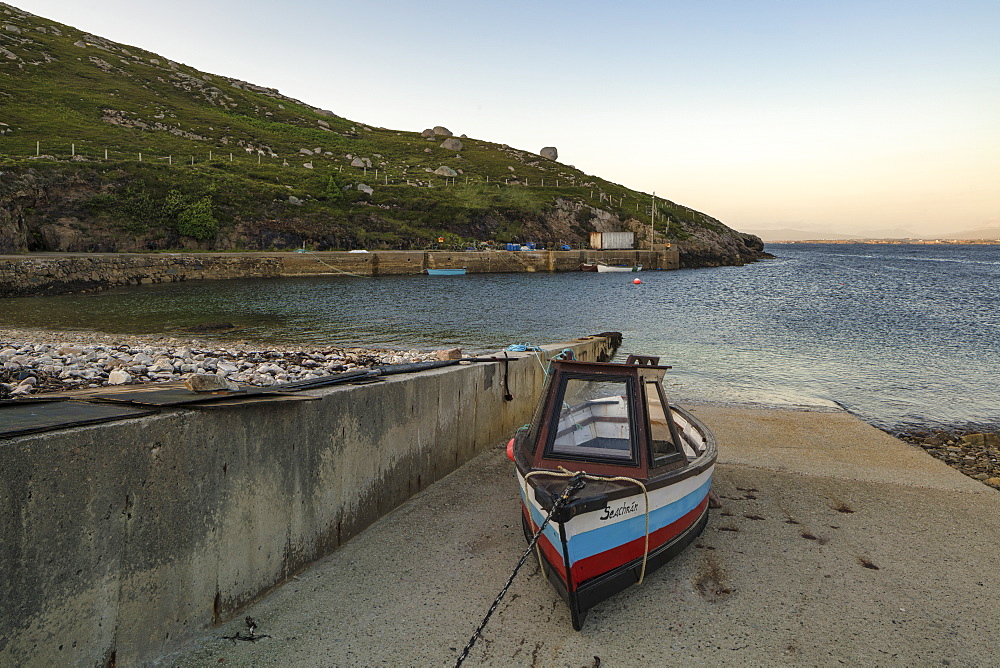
[512,356,708,480]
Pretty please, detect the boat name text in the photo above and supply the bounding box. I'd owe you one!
[599,501,640,521]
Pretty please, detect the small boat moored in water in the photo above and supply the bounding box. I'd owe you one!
[507,353,717,629]
[426,268,467,275]
[595,263,642,273]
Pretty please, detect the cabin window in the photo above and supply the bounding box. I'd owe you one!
[645,380,684,467]
[547,377,635,462]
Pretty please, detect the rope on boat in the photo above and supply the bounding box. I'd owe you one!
[454,474,587,668]
[523,466,651,584]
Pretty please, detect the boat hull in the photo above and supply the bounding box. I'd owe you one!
[596,264,642,273]
[426,268,466,275]
[518,464,714,629]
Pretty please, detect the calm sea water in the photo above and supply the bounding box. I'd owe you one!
[3,243,999,432]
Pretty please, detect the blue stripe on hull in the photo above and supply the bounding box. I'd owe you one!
[567,478,712,562]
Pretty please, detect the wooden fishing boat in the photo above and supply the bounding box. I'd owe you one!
[596,263,642,273]
[507,354,716,629]
[426,268,467,275]
[580,262,599,272]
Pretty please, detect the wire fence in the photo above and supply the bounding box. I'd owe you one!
[1,139,671,220]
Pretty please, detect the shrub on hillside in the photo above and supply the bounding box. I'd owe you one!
[176,197,218,240]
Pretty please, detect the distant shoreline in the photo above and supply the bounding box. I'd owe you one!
[764,239,1000,245]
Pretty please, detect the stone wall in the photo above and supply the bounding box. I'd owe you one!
[0,334,619,667]
[0,253,284,297]
[0,250,680,297]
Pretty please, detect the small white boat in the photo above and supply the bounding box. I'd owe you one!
[596,263,642,273]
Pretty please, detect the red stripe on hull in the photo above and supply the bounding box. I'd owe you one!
[522,504,568,583]
[570,496,709,588]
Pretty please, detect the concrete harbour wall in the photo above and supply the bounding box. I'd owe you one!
[0,335,619,667]
[0,249,679,297]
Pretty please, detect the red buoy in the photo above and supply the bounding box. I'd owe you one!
[633,278,642,284]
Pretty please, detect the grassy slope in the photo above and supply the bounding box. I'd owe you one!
[0,2,762,260]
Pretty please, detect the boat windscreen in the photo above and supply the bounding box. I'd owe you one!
[549,378,633,460]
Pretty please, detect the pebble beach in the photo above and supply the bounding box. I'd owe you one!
[0,328,439,398]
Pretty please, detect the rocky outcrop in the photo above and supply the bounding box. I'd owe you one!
[440,137,463,151]
[540,147,558,160]
[673,224,770,268]
[434,166,458,177]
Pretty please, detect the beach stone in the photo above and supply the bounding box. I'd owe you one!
[961,433,986,447]
[184,374,238,392]
[149,358,174,373]
[436,348,462,361]
[985,477,1000,488]
[108,369,131,385]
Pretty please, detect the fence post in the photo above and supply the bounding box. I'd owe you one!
[71,143,75,156]
[139,152,142,162]
[230,153,233,162]
[36,141,39,156]
[105,148,108,160]
[169,155,172,165]
[209,150,213,161]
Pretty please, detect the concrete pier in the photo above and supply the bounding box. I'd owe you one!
[159,404,998,667]
[0,249,678,297]
[0,335,619,666]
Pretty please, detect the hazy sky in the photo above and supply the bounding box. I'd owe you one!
[12,0,1000,235]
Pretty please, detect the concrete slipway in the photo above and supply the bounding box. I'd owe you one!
[163,405,999,667]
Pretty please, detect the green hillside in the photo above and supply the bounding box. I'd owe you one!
[0,2,766,266]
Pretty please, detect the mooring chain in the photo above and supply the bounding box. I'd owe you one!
[454,474,587,668]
